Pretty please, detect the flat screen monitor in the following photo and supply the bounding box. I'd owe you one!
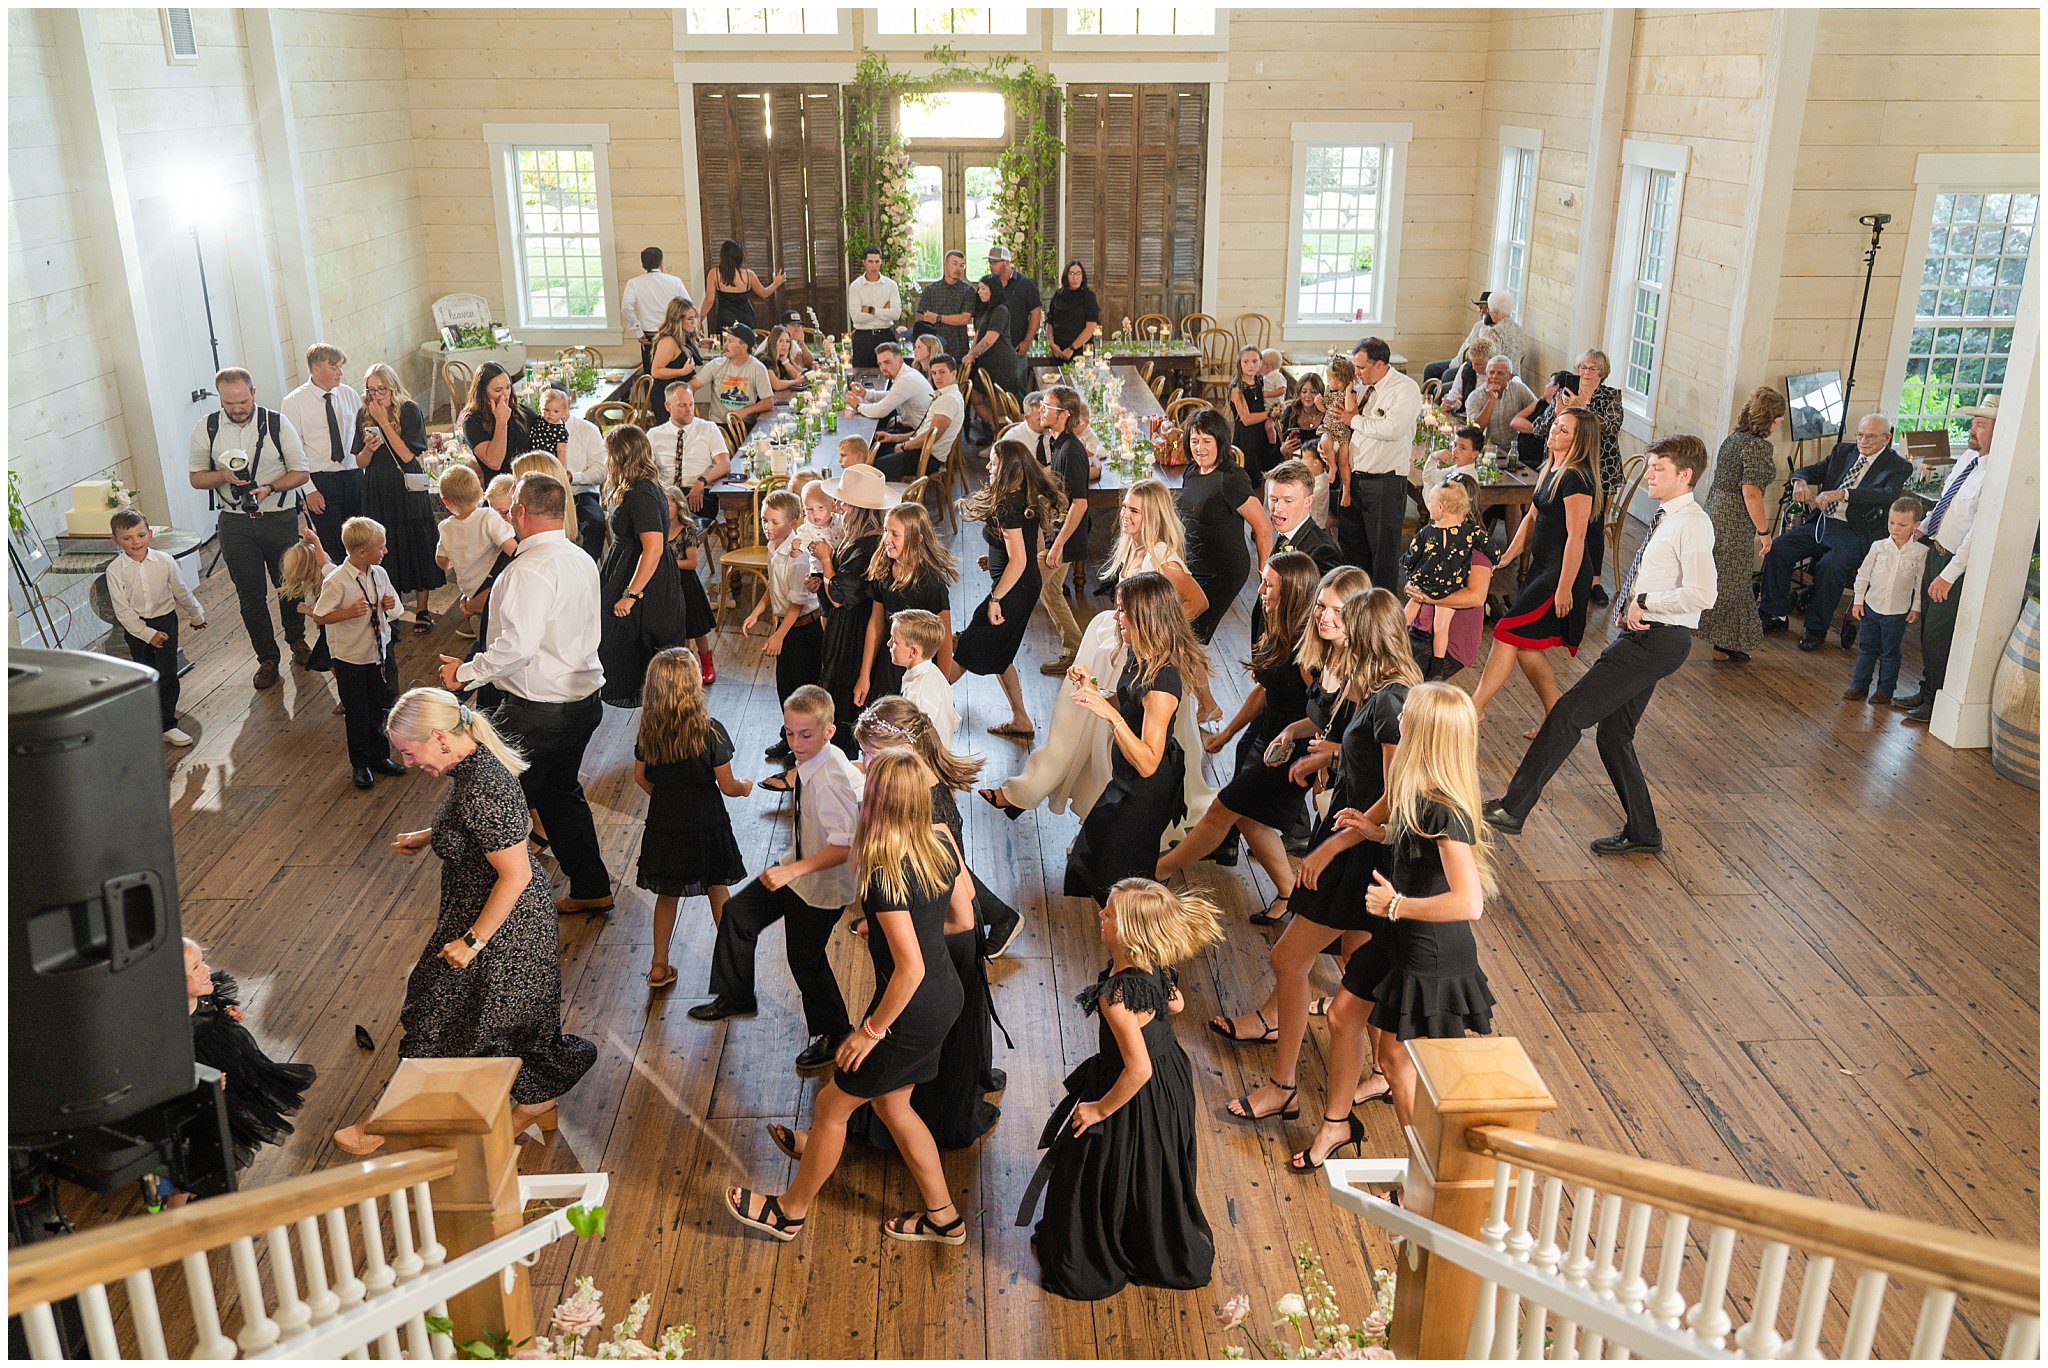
[1784,370,1844,443]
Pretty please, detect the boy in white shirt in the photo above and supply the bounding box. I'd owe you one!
[889,608,958,743]
[310,517,406,789]
[1844,497,1929,705]
[1259,349,1290,407]
[745,491,826,762]
[107,510,207,745]
[787,481,845,572]
[434,464,517,640]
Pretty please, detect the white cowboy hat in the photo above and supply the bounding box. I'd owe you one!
[818,462,902,510]
[1955,393,2001,420]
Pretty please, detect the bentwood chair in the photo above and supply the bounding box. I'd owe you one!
[1606,453,1649,576]
[1195,326,1237,400]
[722,414,750,453]
[1420,377,1445,404]
[900,474,935,516]
[1165,396,1213,428]
[628,374,656,427]
[1233,312,1273,353]
[557,345,601,370]
[719,474,787,628]
[440,358,476,427]
[1180,311,1221,345]
[1133,312,1173,341]
[586,401,634,432]
[1148,370,1168,401]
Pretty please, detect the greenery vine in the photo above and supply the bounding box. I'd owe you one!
[842,46,1065,287]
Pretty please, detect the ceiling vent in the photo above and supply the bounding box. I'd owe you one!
[162,9,198,64]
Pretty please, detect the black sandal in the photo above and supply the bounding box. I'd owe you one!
[413,611,433,635]
[1227,1077,1301,1123]
[1249,895,1290,927]
[1354,1070,1393,1107]
[1289,1114,1366,1174]
[725,1186,804,1241]
[759,772,795,793]
[767,1123,804,1161]
[882,1206,966,1245]
[1208,1009,1277,1044]
[977,787,1025,820]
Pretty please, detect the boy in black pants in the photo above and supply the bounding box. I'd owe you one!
[106,510,207,746]
[309,517,408,789]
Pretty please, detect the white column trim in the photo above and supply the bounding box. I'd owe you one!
[245,9,322,363]
[1568,7,1634,351]
[1202,73,1224,316]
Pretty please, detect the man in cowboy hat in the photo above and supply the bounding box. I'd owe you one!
[1899,393,2001,724]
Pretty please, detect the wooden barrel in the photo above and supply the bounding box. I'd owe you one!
[1990,597,2040,789]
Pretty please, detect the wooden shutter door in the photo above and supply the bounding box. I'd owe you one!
[695,83,848,333]
[1062,84,1208,330]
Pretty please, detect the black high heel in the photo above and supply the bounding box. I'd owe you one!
[978,787,1025,821]
[1227,1076,1300,1123]
[1289,1113,1367,1173]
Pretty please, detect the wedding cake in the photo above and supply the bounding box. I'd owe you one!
[63,480,130,537]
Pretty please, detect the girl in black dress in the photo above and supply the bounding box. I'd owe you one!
[1023,877,1223,1300]
[1044,260,1101,361]
[354,363,444,629]
[950,437,1069,740]
[1472,406,1599,738]
[703,238,785,337]
[185,938,314,1173]
[1213,584,1419,1130]
[965,276,1027,420]
[1292,682,1496,1170]
[726,749,974,1246]
[647,297,701,417]
[633,648,752,993]
[818,481,891,758]
[1065,572,1208,906]
[857,502,957,706]
[1228,346,1278,481]
[597,426,687,709]
[1176,408,1274,658]
[664,485,720,666]
[1155,551,1322,918]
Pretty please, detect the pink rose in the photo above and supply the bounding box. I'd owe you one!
[1217,1293,1251,1330]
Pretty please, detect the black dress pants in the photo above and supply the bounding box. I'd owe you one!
[493,690,611,900]
[216,511,307,664]
[122,611,182,729]
[707,878,851,1038]
[573,491,607,562]
[1501,623,1691,842]
[851,329,887,369]
[307,468,365,563]
[1337,470,1407,591]
[333,653,399,770]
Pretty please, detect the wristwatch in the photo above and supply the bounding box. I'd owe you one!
[461,930,481,949]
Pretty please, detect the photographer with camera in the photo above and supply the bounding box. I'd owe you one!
[187,366,312,690]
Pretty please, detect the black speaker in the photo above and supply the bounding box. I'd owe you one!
[10,650,192,1139]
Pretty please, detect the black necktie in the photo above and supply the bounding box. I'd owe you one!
[356,574,384,663]
[325,391,345,469]
[1614,509,1665,629]
[792,771,804,860]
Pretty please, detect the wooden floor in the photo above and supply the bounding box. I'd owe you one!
[59,503,2038,1358]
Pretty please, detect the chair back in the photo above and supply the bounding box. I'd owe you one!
[1233,311,1273,353]
[1165,396,1213,427]
[1606,453,1649,573]
[557,345,601,369]
[442,357,476,417]
[1198,325,1237,374]
[900,474,933,511]
[975,368,1008,424]
[1148,370,1168,400]
[1133,311,1173,340]
[1180,311,1219,343]
[912,425,943,481]
[723,414,751,454]
[628,373,656,425]
[1230,444,1246,467]
[1421,376,1444,403]
[586,401,634,432]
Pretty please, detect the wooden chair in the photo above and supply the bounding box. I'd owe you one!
[1606,453,1649,576]
[1233,312,1273,353]
[1160,386,1185,410]
[900,474,934,516]
[974,369,1008,433]
[1133,312,1173,340]
[1148,370,1168,400]
[1180,311,1220,344]
[628,374,656,426]
[557,345,601,369]
[1165,396,1212,428]
[1230,444,1246,467]
[586,401,634,432]
[719,475,787,628]
[1195,326,1237,400]
[1421,377,1444,404]
[440,358,476,427]
[722,415,750,454]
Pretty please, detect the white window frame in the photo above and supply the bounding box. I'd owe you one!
[1489,126,1542,302]
[1880,152,2039,440]
[482,123,620,339]
[1052,6,1227,51]
[864,6,1041,51]
[673,7,852,52]
[1602,137,1690,429]
[1281,121,1412,342]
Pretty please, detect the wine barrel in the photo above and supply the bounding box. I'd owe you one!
[1990,597,2040,789]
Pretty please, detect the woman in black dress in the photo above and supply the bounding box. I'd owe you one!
[1176,407,1274,652]
[459,363,529,476]
[818,489,890,757]
[1228,346,1278,481]
[1155,552,1323,916]
[597,426,686,709]
[703,238,785,337]
[354,363,445,630]
[950,437,1068,740]
[966,275,1027,404]
[647,297,701,416]
[1472,407,1599,736]
[857,501,957,706]
[185,938,314,1172]
[1022,877,1223,1300]
[1213,584,1418,1130]
[726,749,973,1246]
[1293,682,1496,1170]
[1065,572,1207,906]
[1044,260,1101,361]
[335,689,596,1153]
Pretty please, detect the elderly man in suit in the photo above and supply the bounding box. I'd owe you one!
[1759,413,1909,651]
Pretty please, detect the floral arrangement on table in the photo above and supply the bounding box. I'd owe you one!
[421,430,473,484]
[448,323,502,351]
[1217,1243,1396,1360]
[1056,355,1166,480]
[1412,402,1456,456]
[1034,319,1199,359]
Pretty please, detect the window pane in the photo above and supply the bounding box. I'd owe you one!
[510,144,607,323]
[684,5,835,33]
[1069,5,1215,35]
[875,5,1027,34]
[1294,142,1386,323]
[899,90,1006,141]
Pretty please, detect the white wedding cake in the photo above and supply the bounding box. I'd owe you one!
[63,480,130,537]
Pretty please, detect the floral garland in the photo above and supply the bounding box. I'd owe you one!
[1217,1242,1396,1360]
[868,133,918,281]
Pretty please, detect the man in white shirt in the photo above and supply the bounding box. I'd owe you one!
[875,353,964,481]
[694,323,776,424]
[187,366,313,688]
[846,246,902,369]
[998,389,1047,450]
[647,383,731,513]
[280,342,364,563]
[439,473,613,914]
[849,341,932,435]
[622,246,689,375]
[1486,435,1717,856]
[562,409,609,558]
[1333,336,1424,588]
[1899,396,2000,723]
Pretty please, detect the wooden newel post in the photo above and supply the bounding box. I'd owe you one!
[1388,1037,1555,1360]
[364,1058,530,1345]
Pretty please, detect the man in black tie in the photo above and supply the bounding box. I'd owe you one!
[1485,435,1717,856]
[1758,413,1908,651]
[1251,458,1339,642]
[281,342,365,563]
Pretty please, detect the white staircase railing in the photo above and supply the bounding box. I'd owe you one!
[1324,1038,2039,1361]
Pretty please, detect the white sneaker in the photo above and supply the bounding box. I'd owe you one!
[163,727,194,747]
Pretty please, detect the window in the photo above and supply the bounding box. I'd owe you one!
[873,6,1028,35]
[1602,139,1689,423]
[1067,6,1215,35]
[483,124,618,334]
[1489,129,1540,300]
[1282,123,1412,337]
[683,6,838,34]
[1898,191,2036,440]
[899,90,1006,142]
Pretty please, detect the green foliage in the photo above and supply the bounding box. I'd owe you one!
[564,1204,607,1240]
[454,324,498,350]
[8,470,26,533]
[842,48,1064,285]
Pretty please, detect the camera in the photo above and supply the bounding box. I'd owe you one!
[218,448,259,510]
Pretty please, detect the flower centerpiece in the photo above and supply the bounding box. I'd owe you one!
[1217,1242,1395,1360]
